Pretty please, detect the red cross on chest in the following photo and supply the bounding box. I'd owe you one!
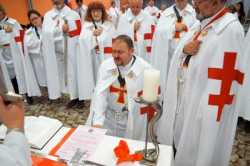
[174,20,188,39]
[208,52,244,122]
[109,85,127,104]
[14,29,25,53]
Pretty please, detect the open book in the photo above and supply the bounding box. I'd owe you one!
[0,116,63,150]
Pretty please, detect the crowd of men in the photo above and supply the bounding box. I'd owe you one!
[1,0,250,165]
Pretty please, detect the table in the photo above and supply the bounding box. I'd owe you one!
[33,127,173,166]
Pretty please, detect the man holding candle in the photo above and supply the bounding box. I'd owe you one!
[157,0,245,166]
[86,35,159,140]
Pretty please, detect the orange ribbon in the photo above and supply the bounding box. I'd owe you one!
[114,140,143,165]
[32,155,66,166]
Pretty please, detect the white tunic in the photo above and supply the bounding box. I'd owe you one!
[151,4,197,100]
[86,56,153,140]
[0,17,16,79]
[108,6,120,28]
[78,21,116,100]
[24,27,46,87]
[42,5,81,100]
[144,5,160,23]
[0,131,32,166]
[237,26,250,121]
[116,9,155,63]
[157,11,244,166]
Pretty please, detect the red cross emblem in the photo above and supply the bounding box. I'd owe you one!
[137,87,161,121]
[174,21,188,39]
[109,85,127,104]
[14,29,25,53]
[208,52,244,122]
[144,24,156,53]
[68,19,81,37]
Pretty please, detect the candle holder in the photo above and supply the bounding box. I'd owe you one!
[134,96,162,166]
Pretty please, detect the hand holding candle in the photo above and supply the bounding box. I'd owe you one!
[142,69,160,102]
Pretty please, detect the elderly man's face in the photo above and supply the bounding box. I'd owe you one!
[193,0,223,19]
[112,40,134,66]
[129,0,143,16]
[52,0,64,10]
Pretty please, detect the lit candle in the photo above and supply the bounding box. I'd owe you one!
[142,69,160,102]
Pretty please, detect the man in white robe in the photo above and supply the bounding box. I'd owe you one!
[116,0,155,63]
[157,0,245,165]
[151,0,197,100]
[0,97,31,166]
[108,0,120,28]
[75,0,87,22]
[0,5,40,99]
[87,35,153,140]
[237,26,250,132]
[42,0,81,107]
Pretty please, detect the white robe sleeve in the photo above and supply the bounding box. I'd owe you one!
[91,90,108,126]
[0,131,31,166]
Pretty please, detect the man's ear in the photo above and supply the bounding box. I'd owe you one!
[129,48,135,55]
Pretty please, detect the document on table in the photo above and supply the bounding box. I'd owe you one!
[55,125,107,162]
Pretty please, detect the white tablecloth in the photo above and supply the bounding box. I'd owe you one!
[32,127,173,166]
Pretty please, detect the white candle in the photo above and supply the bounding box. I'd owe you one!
[142,69,160,102]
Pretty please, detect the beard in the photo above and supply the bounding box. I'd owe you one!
[114,57,123,66]
[194,7,207,21]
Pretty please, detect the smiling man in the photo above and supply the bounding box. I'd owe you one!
[157,0,245,166]
[86,35,154,140]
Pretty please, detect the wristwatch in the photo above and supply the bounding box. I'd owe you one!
[6,128,24,134]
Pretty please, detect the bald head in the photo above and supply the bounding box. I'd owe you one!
[129,0,143,16]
